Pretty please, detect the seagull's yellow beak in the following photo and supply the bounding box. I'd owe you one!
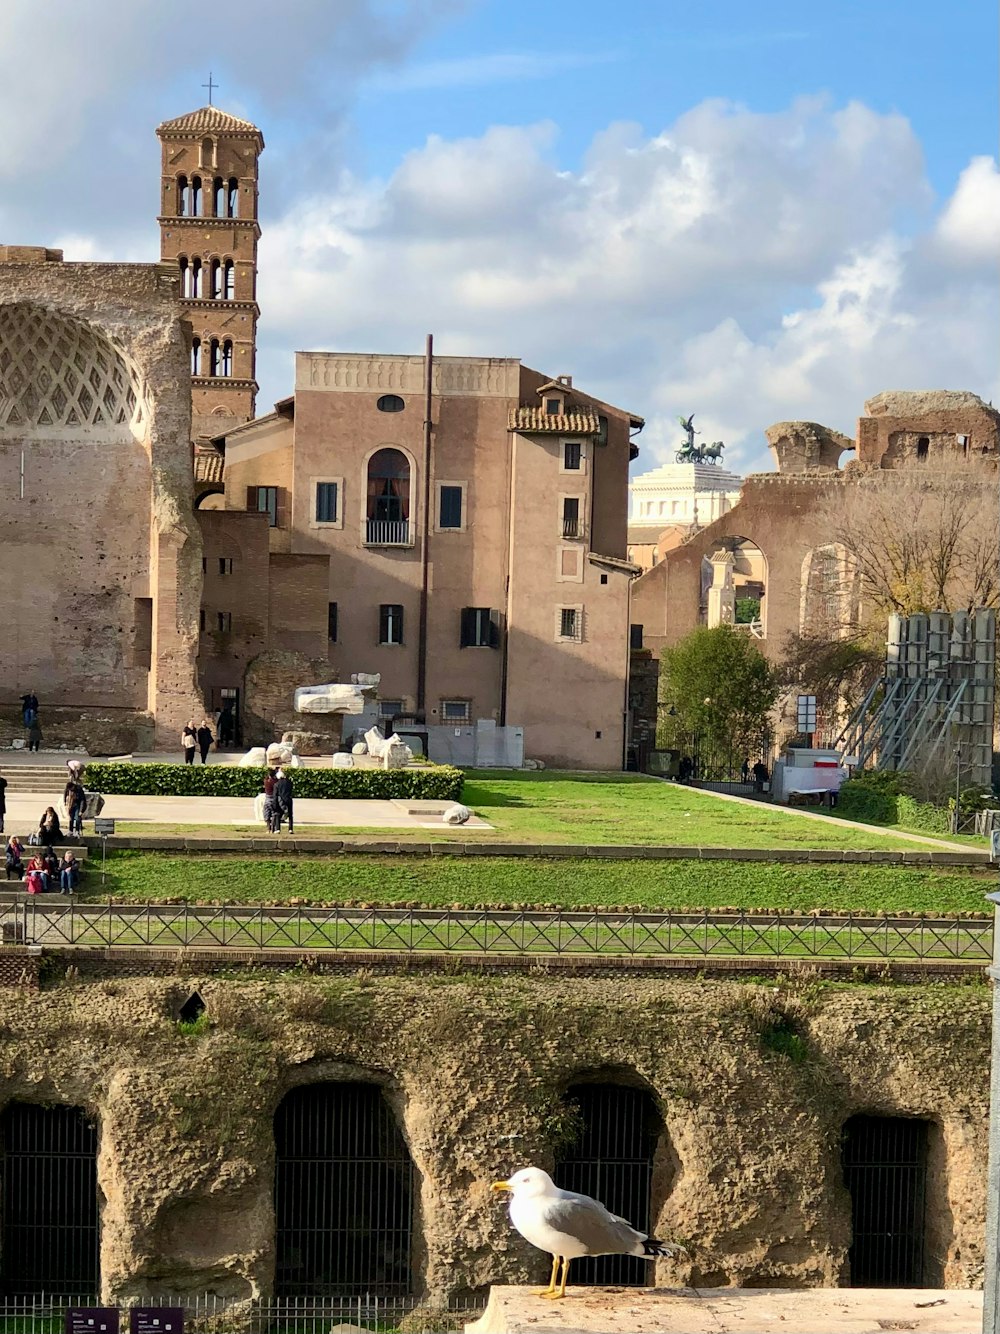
[491,1180,512,1194]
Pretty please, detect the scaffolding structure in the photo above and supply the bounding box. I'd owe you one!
[836,609,996,789]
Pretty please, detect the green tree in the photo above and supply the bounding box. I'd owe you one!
[658,626,779,752]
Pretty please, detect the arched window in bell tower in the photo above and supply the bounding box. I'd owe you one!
[210,259,222,299]
[209,339,221,377]
[189,258,202,298]
[191,337,202,376]
[227,177,239,218]
[223,260,235,299]
[190,175,203,216]
[178,256,188,293]
[222,340,234,377]
[177,175,189,216]
[212,177,224,217]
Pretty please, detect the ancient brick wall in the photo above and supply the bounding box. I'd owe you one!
[0,972,985,1302]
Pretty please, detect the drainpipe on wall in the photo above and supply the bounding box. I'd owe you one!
[416,334,434,716]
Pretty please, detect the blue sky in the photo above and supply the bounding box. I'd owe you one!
[0,0,995,474]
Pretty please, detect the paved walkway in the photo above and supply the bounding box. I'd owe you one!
[1,792,491,832]
[686,782,978,853]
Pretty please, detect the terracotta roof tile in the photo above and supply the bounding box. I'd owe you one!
[157,106,262,138]
[508,406,601,434]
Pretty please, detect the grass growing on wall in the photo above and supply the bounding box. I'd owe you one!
[88,850,991,916]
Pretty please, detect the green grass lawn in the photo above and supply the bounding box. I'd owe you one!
[113,772,974,851]
[87,850,993,916]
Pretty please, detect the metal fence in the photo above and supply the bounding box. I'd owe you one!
[0,1294,480,1333]
[2,901,992,962]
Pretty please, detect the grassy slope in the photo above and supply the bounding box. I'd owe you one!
[92,851,992,915]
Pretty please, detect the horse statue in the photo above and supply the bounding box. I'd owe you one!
[674,413,727,465]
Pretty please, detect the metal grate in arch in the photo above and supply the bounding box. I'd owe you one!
[842,1114,929,1287]
[274,1082,413,1296]
[554,1083,661,1287]
[0,1102,100,1297]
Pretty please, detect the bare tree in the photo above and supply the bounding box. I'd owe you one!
[819,462,999,619]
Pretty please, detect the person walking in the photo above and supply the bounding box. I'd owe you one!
[181,722,197,765]
[273,768,294,834]
[20,691,38,727]
[740,757,750,784]
[0,768,6,835]
[751,760,769,795]
[196,719,214,764]
[262,767,277,833]
[26,716,42,752]
[64,777,86,837]
[217,703,234,748]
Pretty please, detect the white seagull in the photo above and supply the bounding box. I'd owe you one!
[492,1166,686,1300]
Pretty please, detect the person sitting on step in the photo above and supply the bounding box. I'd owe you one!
[5,835,24,881]
[59,851,80,895]
[37,806,62,848]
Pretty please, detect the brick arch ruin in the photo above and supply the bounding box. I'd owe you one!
[0,259,207,748]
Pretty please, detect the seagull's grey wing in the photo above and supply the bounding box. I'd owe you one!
[542,1196,643,1256]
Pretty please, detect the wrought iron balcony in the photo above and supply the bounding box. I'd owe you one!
[365,519,412,547]
[562,517,582,539]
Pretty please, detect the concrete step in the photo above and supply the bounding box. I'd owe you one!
[3,845,90,862]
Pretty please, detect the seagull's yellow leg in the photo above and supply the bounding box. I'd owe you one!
[535,1254,560,1297]
[541,1256,570,1300]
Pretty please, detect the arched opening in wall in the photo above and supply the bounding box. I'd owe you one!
[0,1102,99,1296]
[701,536,767,639]
[274,1082,413,1296]
[177,174,189,215]
[209,339,221,377]
[212,176,224,216]
[223,259,235,300]
[841,1114,936,1288]
[366,448,411,545]
[178,255,189,295]
[554,1081,664,1287]
[188,258,202,299]
[210,259,222,299]
[221,340,233,378]
[227,177,239,218]
[190,175,203,217]
[191,336,202,376]
[196,489,225,510]
[917,437,929,460]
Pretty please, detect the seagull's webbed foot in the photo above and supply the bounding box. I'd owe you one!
[535,1254,560,1297]
[540,1256,570,1299]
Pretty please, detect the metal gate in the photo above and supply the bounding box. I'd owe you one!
[842,1115,928,1287]
[554,1084,660,1287]
[274,1083,413,1296]
[0,1102,99,1296]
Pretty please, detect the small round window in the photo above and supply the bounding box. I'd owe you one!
[377,394,405,413]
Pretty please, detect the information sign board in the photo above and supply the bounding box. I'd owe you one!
[66,1310,119,1334]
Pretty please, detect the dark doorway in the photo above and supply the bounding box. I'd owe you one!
[0,1102,100,1296]
[842,1114,929,1287]
[274,1082,413,1296]
[554,1083,661,1286]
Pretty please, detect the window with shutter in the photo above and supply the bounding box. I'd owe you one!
[248,486,279,527]
[438,484,464,530]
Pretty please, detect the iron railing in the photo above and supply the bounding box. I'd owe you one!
[0,1294,481,1333]
[364,519,411,546]
[3,901,991,962]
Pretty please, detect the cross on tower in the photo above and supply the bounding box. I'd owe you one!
[202,72,217,105]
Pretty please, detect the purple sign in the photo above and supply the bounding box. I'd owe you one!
[130,1312,184,1334]
[66,1310,119,1334]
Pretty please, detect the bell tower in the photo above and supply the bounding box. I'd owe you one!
[156,104,264,442]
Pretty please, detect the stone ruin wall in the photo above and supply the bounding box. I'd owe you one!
[0,970,987,1303]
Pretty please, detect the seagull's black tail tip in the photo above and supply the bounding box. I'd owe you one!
[643,1237,687,1259]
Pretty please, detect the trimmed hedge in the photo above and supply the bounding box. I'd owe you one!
[81,762,464,801]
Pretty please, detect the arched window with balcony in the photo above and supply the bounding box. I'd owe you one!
[366,448,411,546]
[227,177,239,218]
[210,259,222,299]
[209,339,221,377]
[223,259,235,299]
[190,175,203,216]
[221,340,233,377]
[177,175,189,215]
[191,336,202,376]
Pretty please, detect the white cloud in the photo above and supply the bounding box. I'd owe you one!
[255,98,996,473]
[933,156,1000,267]
[367,49,617,92]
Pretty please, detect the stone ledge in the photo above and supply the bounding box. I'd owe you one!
[465,1284,982,1333]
